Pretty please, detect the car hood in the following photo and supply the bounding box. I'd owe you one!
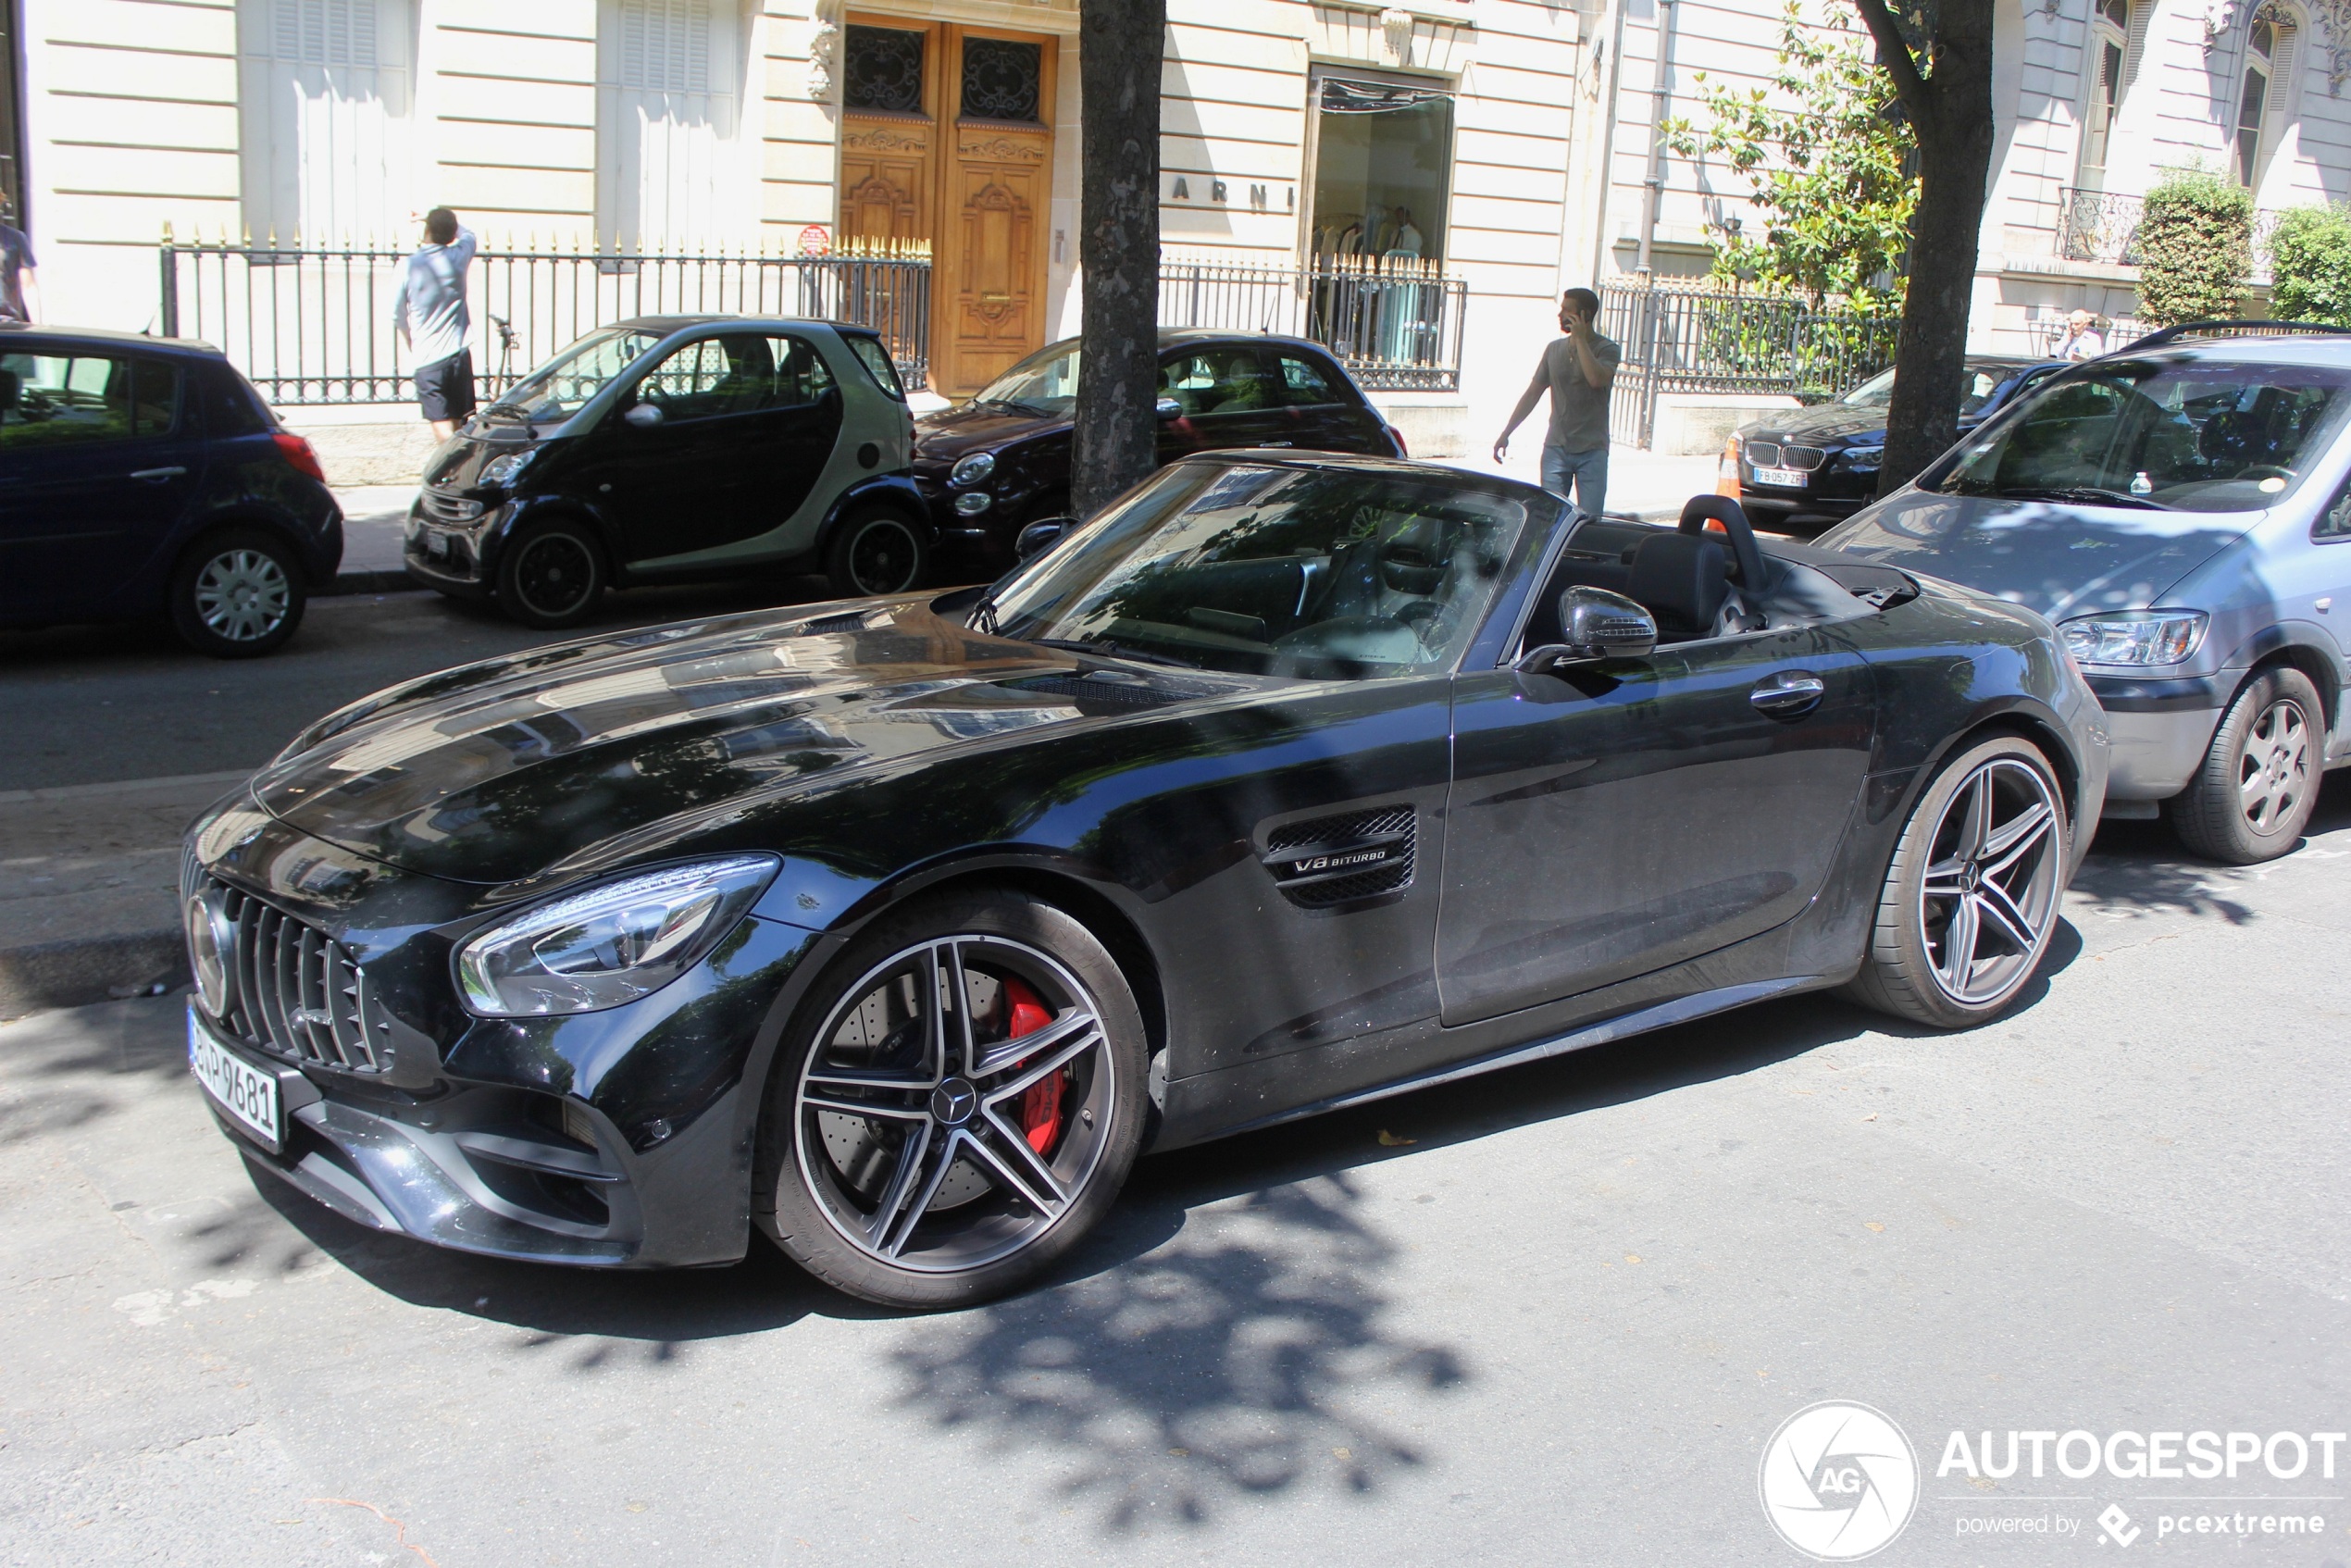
[1740,404,1891,446]
[914,401,1066,463]
[1819,490,2258,618]
[249,602,1242,888]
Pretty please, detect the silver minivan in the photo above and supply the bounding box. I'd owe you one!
[1819,326,2350,864]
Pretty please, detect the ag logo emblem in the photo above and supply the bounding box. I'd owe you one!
[1759,1400,1920,1560]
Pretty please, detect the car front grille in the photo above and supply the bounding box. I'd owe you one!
[1743,442,1827,472]
[418,489,486,525]
[195,876,393,1074]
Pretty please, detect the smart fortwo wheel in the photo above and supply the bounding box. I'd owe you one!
[754,890,1149,1309]
[1845,735,2069,1029]
[825,505,928,599]
[495,519,606,628]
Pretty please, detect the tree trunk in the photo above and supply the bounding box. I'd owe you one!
[1070,0,1166,518]
[1862,0,1998,496]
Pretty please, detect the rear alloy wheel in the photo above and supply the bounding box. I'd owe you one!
[826,507,928,599]
[2168,666,2322,865]
[756,890,1147,1308]
[168,529,305,657]
[1846,736,2068,1028]
[495,520,605,628]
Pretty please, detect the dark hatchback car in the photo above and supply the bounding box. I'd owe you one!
[183,454,2105,1311]
[405,317,922,627]
[1732,357,2068,533]
[0,324,342,656]
[912,329,1404,568]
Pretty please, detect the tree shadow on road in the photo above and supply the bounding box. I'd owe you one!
[2068,772,2351,926]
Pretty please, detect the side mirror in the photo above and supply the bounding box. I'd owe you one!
[1016,517,1073,562]
[1518,586,1657,673]
[623,403,664,429]
[1155,397,1183,419]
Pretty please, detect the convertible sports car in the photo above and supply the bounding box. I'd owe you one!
[181,454,2108,1308]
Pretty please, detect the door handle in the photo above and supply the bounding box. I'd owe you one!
[129,466,188,482]
[1750,672,1827,715]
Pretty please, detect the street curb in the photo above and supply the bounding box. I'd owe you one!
[0,929,189,1019]
[323,568,420,598]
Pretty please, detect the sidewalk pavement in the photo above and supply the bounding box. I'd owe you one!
[332,484,416,593]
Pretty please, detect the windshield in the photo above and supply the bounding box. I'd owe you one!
[487,326,665,422]
[1922,357,2351,512]
[973,342,1080,415]
[1841,364,2018,416]
[987,463,1537,678]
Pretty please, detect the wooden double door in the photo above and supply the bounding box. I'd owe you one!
[839,16,1058,398]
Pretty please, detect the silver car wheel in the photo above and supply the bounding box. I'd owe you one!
[193,548,292,642]
[1914,756,2063,1007]
[2235,695,2312,837]
[792,933,1117,1275]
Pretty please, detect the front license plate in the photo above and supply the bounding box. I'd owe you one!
[1752,466,1809,488]
[420,528,452,560]
[188,1012,283,1151]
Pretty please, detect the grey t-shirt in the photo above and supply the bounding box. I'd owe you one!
[1519,331,1622,454]
[391,228,478,368]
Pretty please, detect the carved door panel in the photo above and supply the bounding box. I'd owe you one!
[839,18,938,249]
[940,126,1048,394]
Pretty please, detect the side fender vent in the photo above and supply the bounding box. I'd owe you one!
[1262,805,1416,908]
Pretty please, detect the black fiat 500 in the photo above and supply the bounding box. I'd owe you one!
[913,329,1404,568]
[1,324,342,656]
[1732,357,2068,532]
[405,317,925,627]
[184,455,2106,1309]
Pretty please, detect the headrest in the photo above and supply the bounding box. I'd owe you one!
[1626,532,1729,638]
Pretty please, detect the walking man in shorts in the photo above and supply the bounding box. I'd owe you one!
[392,207,479,441]
[1494,287,1622,516]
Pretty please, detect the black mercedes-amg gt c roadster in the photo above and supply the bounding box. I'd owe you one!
[181,454,2108,1307]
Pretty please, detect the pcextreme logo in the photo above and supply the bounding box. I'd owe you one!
[1760,1401,1922,1561]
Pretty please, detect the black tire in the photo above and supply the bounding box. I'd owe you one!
[494,518,606,628]
[168,528,307,658]
[1844,735,2070,1028]
[753,888,1149,1310]
[2168,666,2323,865]
[825,505,928,599]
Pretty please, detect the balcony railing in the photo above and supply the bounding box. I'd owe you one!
[2055,188,2287,277]
[1158,254,1468,392]
[156,231,933,404]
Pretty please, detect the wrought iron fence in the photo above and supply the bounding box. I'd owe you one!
[1599,281,1902,448]
[1158,254,1467,392]
[2055,187,2286,279]
[156,231,932,404]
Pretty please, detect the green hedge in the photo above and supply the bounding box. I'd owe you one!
[2268,204,2351,327]
[2137,168,2252,327]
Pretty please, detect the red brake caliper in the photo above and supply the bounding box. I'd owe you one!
[1002,977,1064,1155]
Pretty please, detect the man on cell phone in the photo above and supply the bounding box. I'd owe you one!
[1495,287,1622,516]
[392,207,479,442]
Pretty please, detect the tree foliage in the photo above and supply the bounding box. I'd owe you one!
[1662,1,1919,312]
[2136,166,2253,327]
[2266,203,2351,327]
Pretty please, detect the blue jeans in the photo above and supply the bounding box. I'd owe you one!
[1541,444,1609,516]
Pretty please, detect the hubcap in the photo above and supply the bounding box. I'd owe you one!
[849,519,919,595]
[1915,757,2063,1007]
[515,534,596,617]
[193,549,292,641]
[2236,697,2311,837]
[793,935,1114,1273]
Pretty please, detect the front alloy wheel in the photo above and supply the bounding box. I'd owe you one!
[495,522,605,628]
[2170,666,2321,865]
[826,509,927,599]
[758,890,1147,1308]
[1847,736,2068,1027]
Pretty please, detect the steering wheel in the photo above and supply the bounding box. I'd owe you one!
[1676,494,1769,591]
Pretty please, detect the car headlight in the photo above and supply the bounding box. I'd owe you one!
[954,492,994,516]
[186,894,231,1016]
[950,452,997,489]
[454,855,779,1017]
[1841,444,1885,469]
[2059,610,2208,667]
[480,449,538,490]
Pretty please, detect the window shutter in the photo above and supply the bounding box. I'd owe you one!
[618,0,710,93]
[271,0,377,67]
[2267,23,2298,114]
[2121,0,2152,88]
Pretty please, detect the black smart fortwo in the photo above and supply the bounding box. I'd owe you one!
[182,454,2109,1308]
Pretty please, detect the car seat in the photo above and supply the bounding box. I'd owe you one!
[1625,531,1731,641]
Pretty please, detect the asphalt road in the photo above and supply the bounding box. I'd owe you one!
[2,781,2346,1566]
[0,579,845,793]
